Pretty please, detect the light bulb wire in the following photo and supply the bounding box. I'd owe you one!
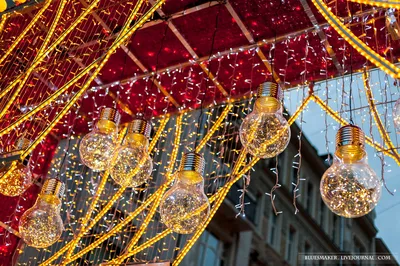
[194,3,221,150]
[349,3,355,125]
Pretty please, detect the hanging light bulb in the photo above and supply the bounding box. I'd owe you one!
[109,119,153,187]
[320,125,381,218]
[19,178,65,248]
[239,81,290,158]
[160,152,210,234]
[0,137,32,197]
[79,107,120,171]
[393,98,400,133]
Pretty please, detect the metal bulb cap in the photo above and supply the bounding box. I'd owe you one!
[99,107,121,124]
[179,152,205,176]
[41,178,65,199]
[127,119,151,138]
[335,125,366,162]
[255,82,282,113]
[257,81,282,99]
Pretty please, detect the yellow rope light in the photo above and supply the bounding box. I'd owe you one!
[195,104,233,153]
[109,114,203,264]
[62,117,169,263]
[0,0,101,96]
[347,0,400,8]
[0,0,52,68]
[362,70,400,162]
[41,191,158,265]
[311,95,400,165]
[0,63,97,138]
[0,14,8,35]
[311,0,400,78]
[60,115,176,265]
[0,0,68,120]
[19,0,160,160]
[62,127,127,264]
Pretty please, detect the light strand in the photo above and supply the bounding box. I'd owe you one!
[0,0,68,119]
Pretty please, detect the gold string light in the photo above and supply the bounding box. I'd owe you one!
[362,70,400,162]
[311,0,400,78]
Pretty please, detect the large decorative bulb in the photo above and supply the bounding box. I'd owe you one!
[239,81,290,158]
[79,107,120,171]
[320,125,381,218]
[0,138,32,197]
[109,119,153,187]
[393,98,400,133]
[160,153,210,234]
[19,178,65,248]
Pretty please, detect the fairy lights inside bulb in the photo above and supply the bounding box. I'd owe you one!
[160,152,210,234]
[239,82,290,158]
[109,119,153,187]
[19,178,65,248]
[0,137,32,197]
[79,107,120,171]
[320,125,381,218]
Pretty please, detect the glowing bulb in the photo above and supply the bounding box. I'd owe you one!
[19,178,65,248]
[79,108,120,171]
[0,161,31,197]
[320,125,381,218]
[393,98,400,133]
[239,82,290,158]
[160,153,210,234]
[0,137,32,197]
[109,120,153,187]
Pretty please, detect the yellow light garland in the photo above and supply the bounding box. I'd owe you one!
[311,0,400,78]
[0,0,68,120]
[362,70,400,162]
[311,95,400,165]
[0,14,8,35]
[0,0,52,68]
[61,117,168,263]
[106,115,182,265]
[62,127,127,264]
[348,0,400,8]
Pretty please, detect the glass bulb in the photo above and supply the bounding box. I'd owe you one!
[0,161,32,197]
[320,125,381,218]
[393,98,400,133]
[239,96,290,158]
[109,133,153,187]
[19,179,64,248]
[160,170,210,234]
[79,108,120,171]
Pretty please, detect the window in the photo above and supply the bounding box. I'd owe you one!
[332,215,338,244]
[227,181,258,224]
[353,237,365,266]
[306,182,314,215]
[268,214,277,246]
[319,199,325,228]
[286,226,297,265]
[196,231,227,266]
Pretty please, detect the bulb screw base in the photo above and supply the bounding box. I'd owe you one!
[41,179,65,199]
[127,119,151,138]
[99,108,121,124]
[179,152,205,176]
[15,137,30,150]
[257,81,282,99]
[335,125,366,162]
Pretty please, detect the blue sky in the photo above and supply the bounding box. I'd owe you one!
[285,68,400,256]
